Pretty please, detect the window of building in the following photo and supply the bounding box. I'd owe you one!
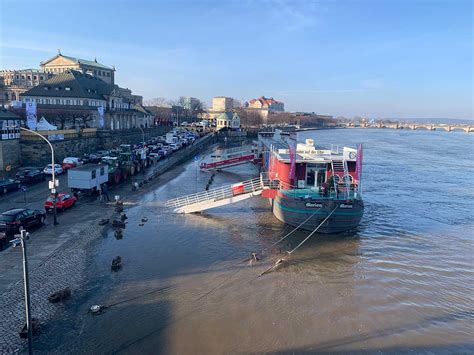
[21,75,25,79]
[55,99,60,104]
[66,99,70,105]
[44,86,49,91]
[40,76,44,80]
[46,99,50,104]
[27,75,31,80]
[55,87,60,91]
[107,72,110,77]
[33,76,37,80]
[65,87,71,91]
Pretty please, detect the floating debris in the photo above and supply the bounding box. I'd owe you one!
[115,205,124,213]
[89,304,107,315]
[120,213,128,221]
[48,287,71,303]
[98,218,109,226]
[111,256,122,271]
[141,217,148,222]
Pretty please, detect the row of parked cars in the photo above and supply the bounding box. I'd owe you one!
[0,157,87,196]
[0,128,204,249]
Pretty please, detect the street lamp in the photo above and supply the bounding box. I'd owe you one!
[10,125,59,225]
[11,228,33,355]
[138,126,145,147]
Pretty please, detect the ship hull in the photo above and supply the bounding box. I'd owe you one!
[271,193,364,234]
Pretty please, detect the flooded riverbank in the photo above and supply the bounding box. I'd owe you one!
[34,129,473,354]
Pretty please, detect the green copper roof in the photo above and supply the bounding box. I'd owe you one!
[41,54,114,70]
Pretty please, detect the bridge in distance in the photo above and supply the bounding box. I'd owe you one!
[345,121,473,133]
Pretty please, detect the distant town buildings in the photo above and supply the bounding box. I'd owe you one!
[245,96,284,121]
[247,96,284,112]
[212,96,235,111]
[216,111,240,130]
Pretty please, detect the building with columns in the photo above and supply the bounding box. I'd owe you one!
[20,70,152,130]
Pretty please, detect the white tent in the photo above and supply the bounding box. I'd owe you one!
[36,117,57,131]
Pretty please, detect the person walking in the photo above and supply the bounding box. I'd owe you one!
[102,183,110,202]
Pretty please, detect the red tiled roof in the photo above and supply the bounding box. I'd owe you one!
[249,96,282,106]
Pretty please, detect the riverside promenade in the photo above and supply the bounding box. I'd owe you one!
[0,133,215,353]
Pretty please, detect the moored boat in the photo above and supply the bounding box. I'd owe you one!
[256,130,364,233]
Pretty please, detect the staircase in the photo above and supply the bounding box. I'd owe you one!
[165,174,279,214]
[331,160,350,198]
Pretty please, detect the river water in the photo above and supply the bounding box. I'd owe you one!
[36,128,473,354]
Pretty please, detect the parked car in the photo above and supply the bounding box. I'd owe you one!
[44,193,77,213]
[43,164,64,175]
[16,168,46,184]
[0,208,46,235]
[0,178,20,194]
[62,157,83,170]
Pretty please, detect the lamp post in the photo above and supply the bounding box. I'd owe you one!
[138,126,145,147]
[12,126,58,225]
[11,229,33,354]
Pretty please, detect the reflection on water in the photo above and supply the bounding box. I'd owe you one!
[36,129,473,354]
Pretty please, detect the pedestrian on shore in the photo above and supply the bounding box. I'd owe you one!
[102,183,110,202]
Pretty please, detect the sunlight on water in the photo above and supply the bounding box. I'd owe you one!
[38,129,474,354]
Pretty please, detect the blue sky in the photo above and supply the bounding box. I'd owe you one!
[0,0,472,119]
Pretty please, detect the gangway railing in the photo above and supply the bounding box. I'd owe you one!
[165,174,279,212]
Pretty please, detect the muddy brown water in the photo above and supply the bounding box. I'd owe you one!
[34,129,473,354]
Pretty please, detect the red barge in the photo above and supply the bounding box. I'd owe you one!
[256,130,364,233]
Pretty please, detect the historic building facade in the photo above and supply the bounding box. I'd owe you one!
[40,50,115,84]
[0,69,53,105]
[20,70,151,130]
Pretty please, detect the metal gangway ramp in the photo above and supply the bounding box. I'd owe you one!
[165,174,278,214]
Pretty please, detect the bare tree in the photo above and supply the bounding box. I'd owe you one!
[235,108,263,127]
[143,97,170,107]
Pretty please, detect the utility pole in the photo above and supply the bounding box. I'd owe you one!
[11,229,33,354]
[11,125,58,225]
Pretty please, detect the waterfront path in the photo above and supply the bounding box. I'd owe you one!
[0,134,214,353]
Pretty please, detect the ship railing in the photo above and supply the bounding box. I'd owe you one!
[165,176,264,210]
[277,180,361,200]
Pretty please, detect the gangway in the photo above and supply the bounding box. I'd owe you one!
[165,174,279,214]
[200,146,256,171]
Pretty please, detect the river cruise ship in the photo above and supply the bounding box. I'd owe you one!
[256,130,364,233]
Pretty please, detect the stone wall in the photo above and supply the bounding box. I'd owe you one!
[0,140,21,171]
[19,127,170,166]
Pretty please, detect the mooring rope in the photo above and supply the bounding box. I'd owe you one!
[287,206,338,255]
[258,206,339,277]
[264,206,324,251]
